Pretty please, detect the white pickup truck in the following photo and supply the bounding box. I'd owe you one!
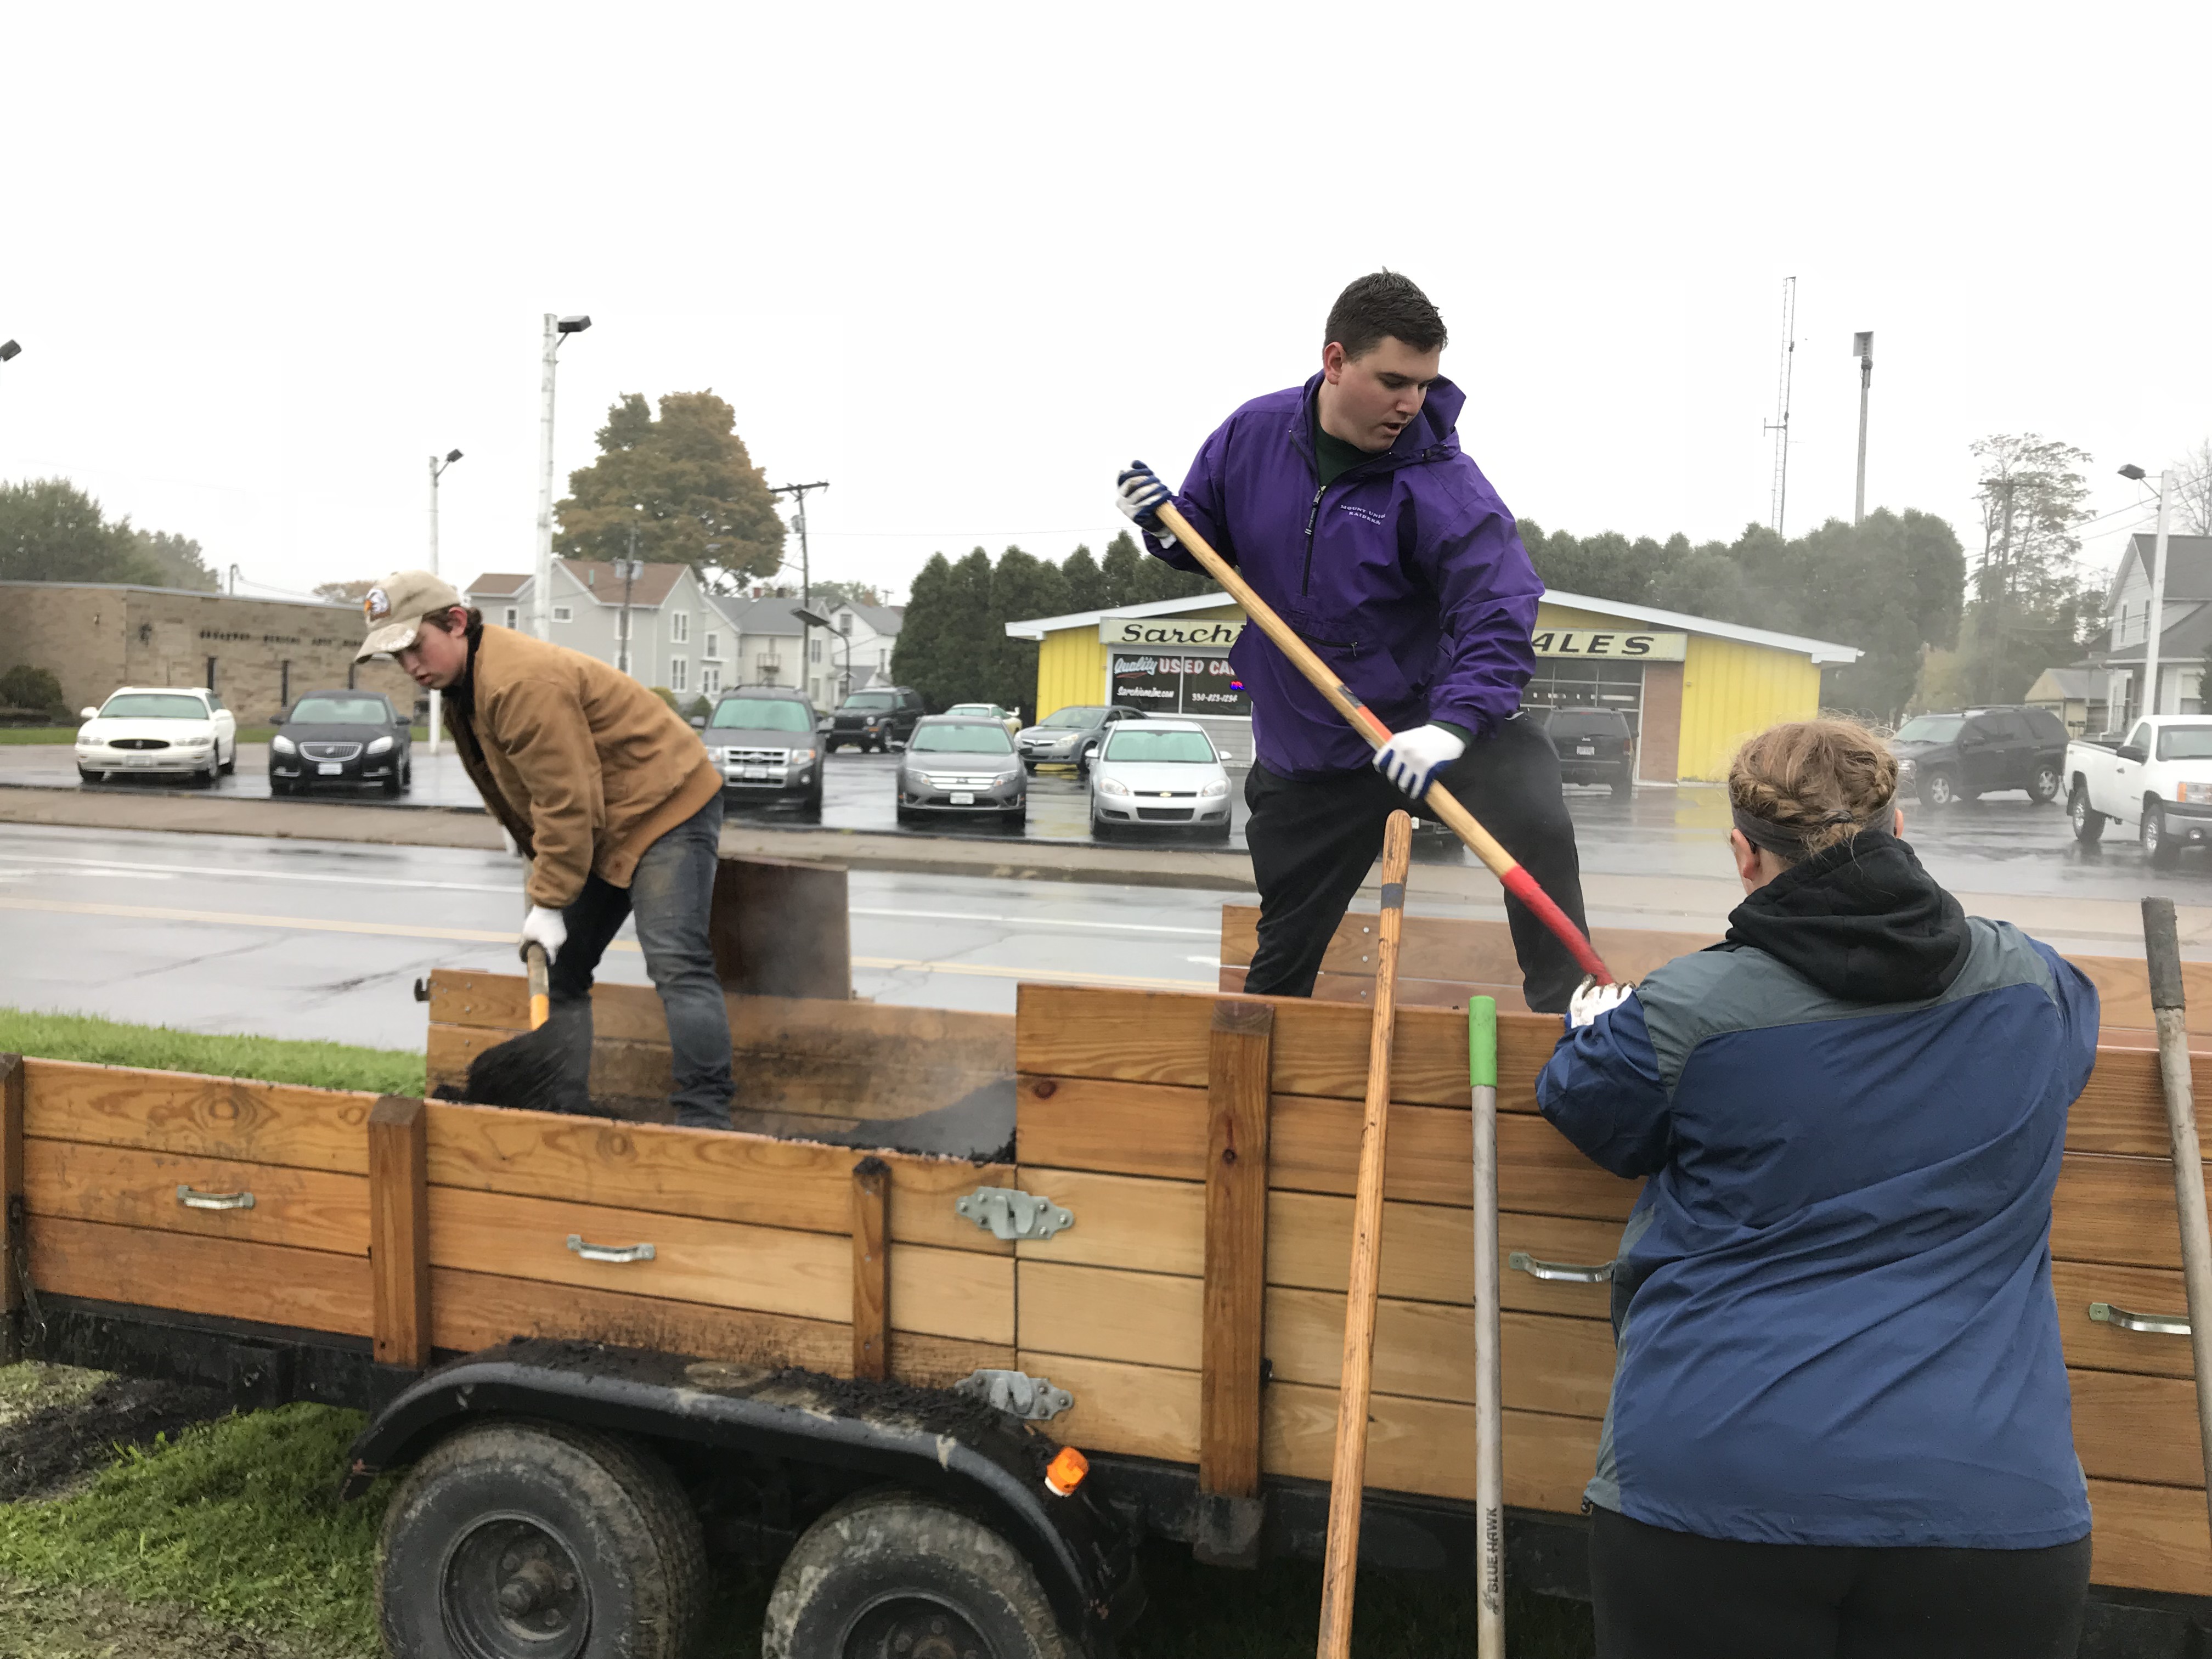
[2067,715,2212,866]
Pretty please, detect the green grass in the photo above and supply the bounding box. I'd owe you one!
[0,1008,424,1097]
[0,1402,392,1655]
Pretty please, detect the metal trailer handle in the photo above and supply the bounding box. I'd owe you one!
[176,1184,255,1211]
[1508,1250,1613,1284]
[2089,1300,2192,1336]
[566,1234,655,1264]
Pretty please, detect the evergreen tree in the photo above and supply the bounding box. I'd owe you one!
[889,553,956,706]
[1059,544,1106,612]
[1099,532,1144,608]
[982,547,1068,717]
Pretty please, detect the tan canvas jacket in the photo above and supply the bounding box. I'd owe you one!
[443,625,721,909]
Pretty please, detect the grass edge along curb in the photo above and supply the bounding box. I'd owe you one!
[0,1007,424,1097]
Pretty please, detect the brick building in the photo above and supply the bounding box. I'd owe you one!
[0,581,414,722]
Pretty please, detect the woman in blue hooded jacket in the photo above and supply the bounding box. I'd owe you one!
[1541,719,2098,1659]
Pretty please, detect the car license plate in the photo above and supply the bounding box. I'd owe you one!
[1575,744,1595,756]
[318,762,343,775]
[740,766,778,781]
[127,757,154,767]
[950,792,975,804]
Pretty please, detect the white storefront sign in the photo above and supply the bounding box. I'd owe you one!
[1531,630,1686,661]
[1099,617,1245,650]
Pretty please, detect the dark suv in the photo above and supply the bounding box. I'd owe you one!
[1890,705,2067,808]
[700,687,823,816]
[826,687,924,753]
[1537,706,1636,798]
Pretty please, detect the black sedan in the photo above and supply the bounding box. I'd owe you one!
[270,690,413,797]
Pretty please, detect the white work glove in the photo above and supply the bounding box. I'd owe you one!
[1373,723,1466,799]
[499,825,520,856]
[1568,976,1635,1029]
[1114,460,1178,550]
[520,904,567,964]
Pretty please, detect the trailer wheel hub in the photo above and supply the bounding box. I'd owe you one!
[849,1598,988,1659]
[444,1514,589,1658]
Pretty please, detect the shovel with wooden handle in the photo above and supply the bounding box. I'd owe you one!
[1317,810,1414,1659]
[1469,994,1505,1659]
[1152,500,1614,988]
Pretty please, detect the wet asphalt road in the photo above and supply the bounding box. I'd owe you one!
[0,821,1274,1048]
[15,739,2212,905]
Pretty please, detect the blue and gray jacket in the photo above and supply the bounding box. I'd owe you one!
[1538,828,2098,1549]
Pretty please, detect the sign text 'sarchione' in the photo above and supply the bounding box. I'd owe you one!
[1098,618,1246,648]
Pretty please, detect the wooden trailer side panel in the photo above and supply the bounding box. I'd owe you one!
[1014,982,2212,1601]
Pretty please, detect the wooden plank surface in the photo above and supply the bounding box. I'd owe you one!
[368,1096,432,1368]
[2072,1368,2205,1487]
[30,1215,371,1336]
[2089,1478,2212,1596]
[851,1156,889,1381]
[22,1138,368,1255]
[2052,1154,2212,1271]
[710,853,851,1000]
[1,1057,21,1357]
[1018,1077,1639,1217]
[1200,1000,1273,1502]
[425,1101,1012,1254]
[426,1186,1012,1344]
[22,1059,373,1173]
[431,1267,1011,1389]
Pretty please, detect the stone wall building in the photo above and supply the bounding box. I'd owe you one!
[0,580,414,721]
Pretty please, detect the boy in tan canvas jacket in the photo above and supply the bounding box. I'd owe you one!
[359,571,733,1127]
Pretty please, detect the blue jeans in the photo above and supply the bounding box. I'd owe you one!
[547,794,734,1128]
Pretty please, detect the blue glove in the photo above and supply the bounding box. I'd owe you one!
[1115,461,1176,548]
[1373,722,1467,799]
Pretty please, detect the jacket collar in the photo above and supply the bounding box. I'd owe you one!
[1291,370,1466,477]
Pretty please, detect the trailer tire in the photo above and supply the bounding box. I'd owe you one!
[376,1419,706,1659]
[763,1487,1079,1659]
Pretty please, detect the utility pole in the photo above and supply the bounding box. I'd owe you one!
[427,448,462,755]
[1763,277,1797,535]
[769,480,831,703]
[1852,331,1873,526]
[2145,471,2177,722]
[533,315,592,640]
[618,529,641,678]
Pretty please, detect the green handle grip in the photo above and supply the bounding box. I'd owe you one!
[1468,996,1497,1091]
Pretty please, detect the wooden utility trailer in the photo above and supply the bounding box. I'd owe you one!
[6,900,2212,1653]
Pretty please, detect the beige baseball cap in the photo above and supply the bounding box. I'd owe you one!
[355,571,465,661]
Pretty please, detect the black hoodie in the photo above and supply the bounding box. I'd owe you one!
[1723,826,1971,1005]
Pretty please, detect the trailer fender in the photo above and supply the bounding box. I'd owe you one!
[341,1340,1141,1641]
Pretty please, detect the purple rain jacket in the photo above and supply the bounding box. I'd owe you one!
[1154,373,1544,779]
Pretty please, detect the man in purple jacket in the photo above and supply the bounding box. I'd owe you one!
[1116,272,1589,1011]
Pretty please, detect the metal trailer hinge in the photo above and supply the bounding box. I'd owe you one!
[956,1368,1074,1421]
[955,1186,1073,1243]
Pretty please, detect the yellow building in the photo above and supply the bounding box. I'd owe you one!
[1003,590,1859,782]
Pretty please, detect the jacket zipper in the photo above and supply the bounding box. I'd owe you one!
[1298,443,1443,599]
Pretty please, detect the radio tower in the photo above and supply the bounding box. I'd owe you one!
[1763,276,1797,534]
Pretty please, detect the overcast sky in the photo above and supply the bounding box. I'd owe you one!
[3,2,2206,613]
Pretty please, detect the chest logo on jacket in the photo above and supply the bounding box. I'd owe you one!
[1336,503,1387,526]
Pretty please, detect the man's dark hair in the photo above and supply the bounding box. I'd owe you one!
[421,605,484,635]
[1324,271,1447,359]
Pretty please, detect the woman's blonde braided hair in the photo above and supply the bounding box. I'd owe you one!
[1728,719,1899,860]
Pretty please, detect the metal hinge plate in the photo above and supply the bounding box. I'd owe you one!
[956,1368,1073,1421]
[955,1185,1073,1243]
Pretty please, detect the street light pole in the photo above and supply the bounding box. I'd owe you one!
[794,606,853,698]
[2146,472,2177,721]
[427,448,462,755]
[533,315,592,641]
[769,480,831,703]
[1852,332,1874,526]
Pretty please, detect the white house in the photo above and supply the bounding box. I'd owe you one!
[827,602,904,696]
[2094,533,2212,725]
[465,561,727,698]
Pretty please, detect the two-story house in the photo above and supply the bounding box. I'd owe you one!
[706,594,814,702]
[465,561,727,698]
[826,602,905,697]
[2090,533,2212,726]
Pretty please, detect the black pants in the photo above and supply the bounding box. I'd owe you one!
[1241,714,1590,1013]
[1589,1506,2091,1659]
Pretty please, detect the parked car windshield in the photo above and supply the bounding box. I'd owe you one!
[290,696,391,724]
[711,699,812,732]
[2158,726,2212,761]
[1894,715,1963,743]
[97,693,206,720]
[1105,729,1217,763]
[1040,706,1106,728]
[909,724,1013,754]
[840,693,898,710]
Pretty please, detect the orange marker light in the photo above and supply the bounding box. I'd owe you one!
[1044,1446,1089,1497]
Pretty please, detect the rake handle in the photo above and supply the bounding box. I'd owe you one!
[525,942,550,1031]
[1152,502,1612,985]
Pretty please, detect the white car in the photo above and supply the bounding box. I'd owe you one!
[1088,719,1232,840]
[944,702,1023,740]
[2068,714,2212,867]
[76,686,238,787]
